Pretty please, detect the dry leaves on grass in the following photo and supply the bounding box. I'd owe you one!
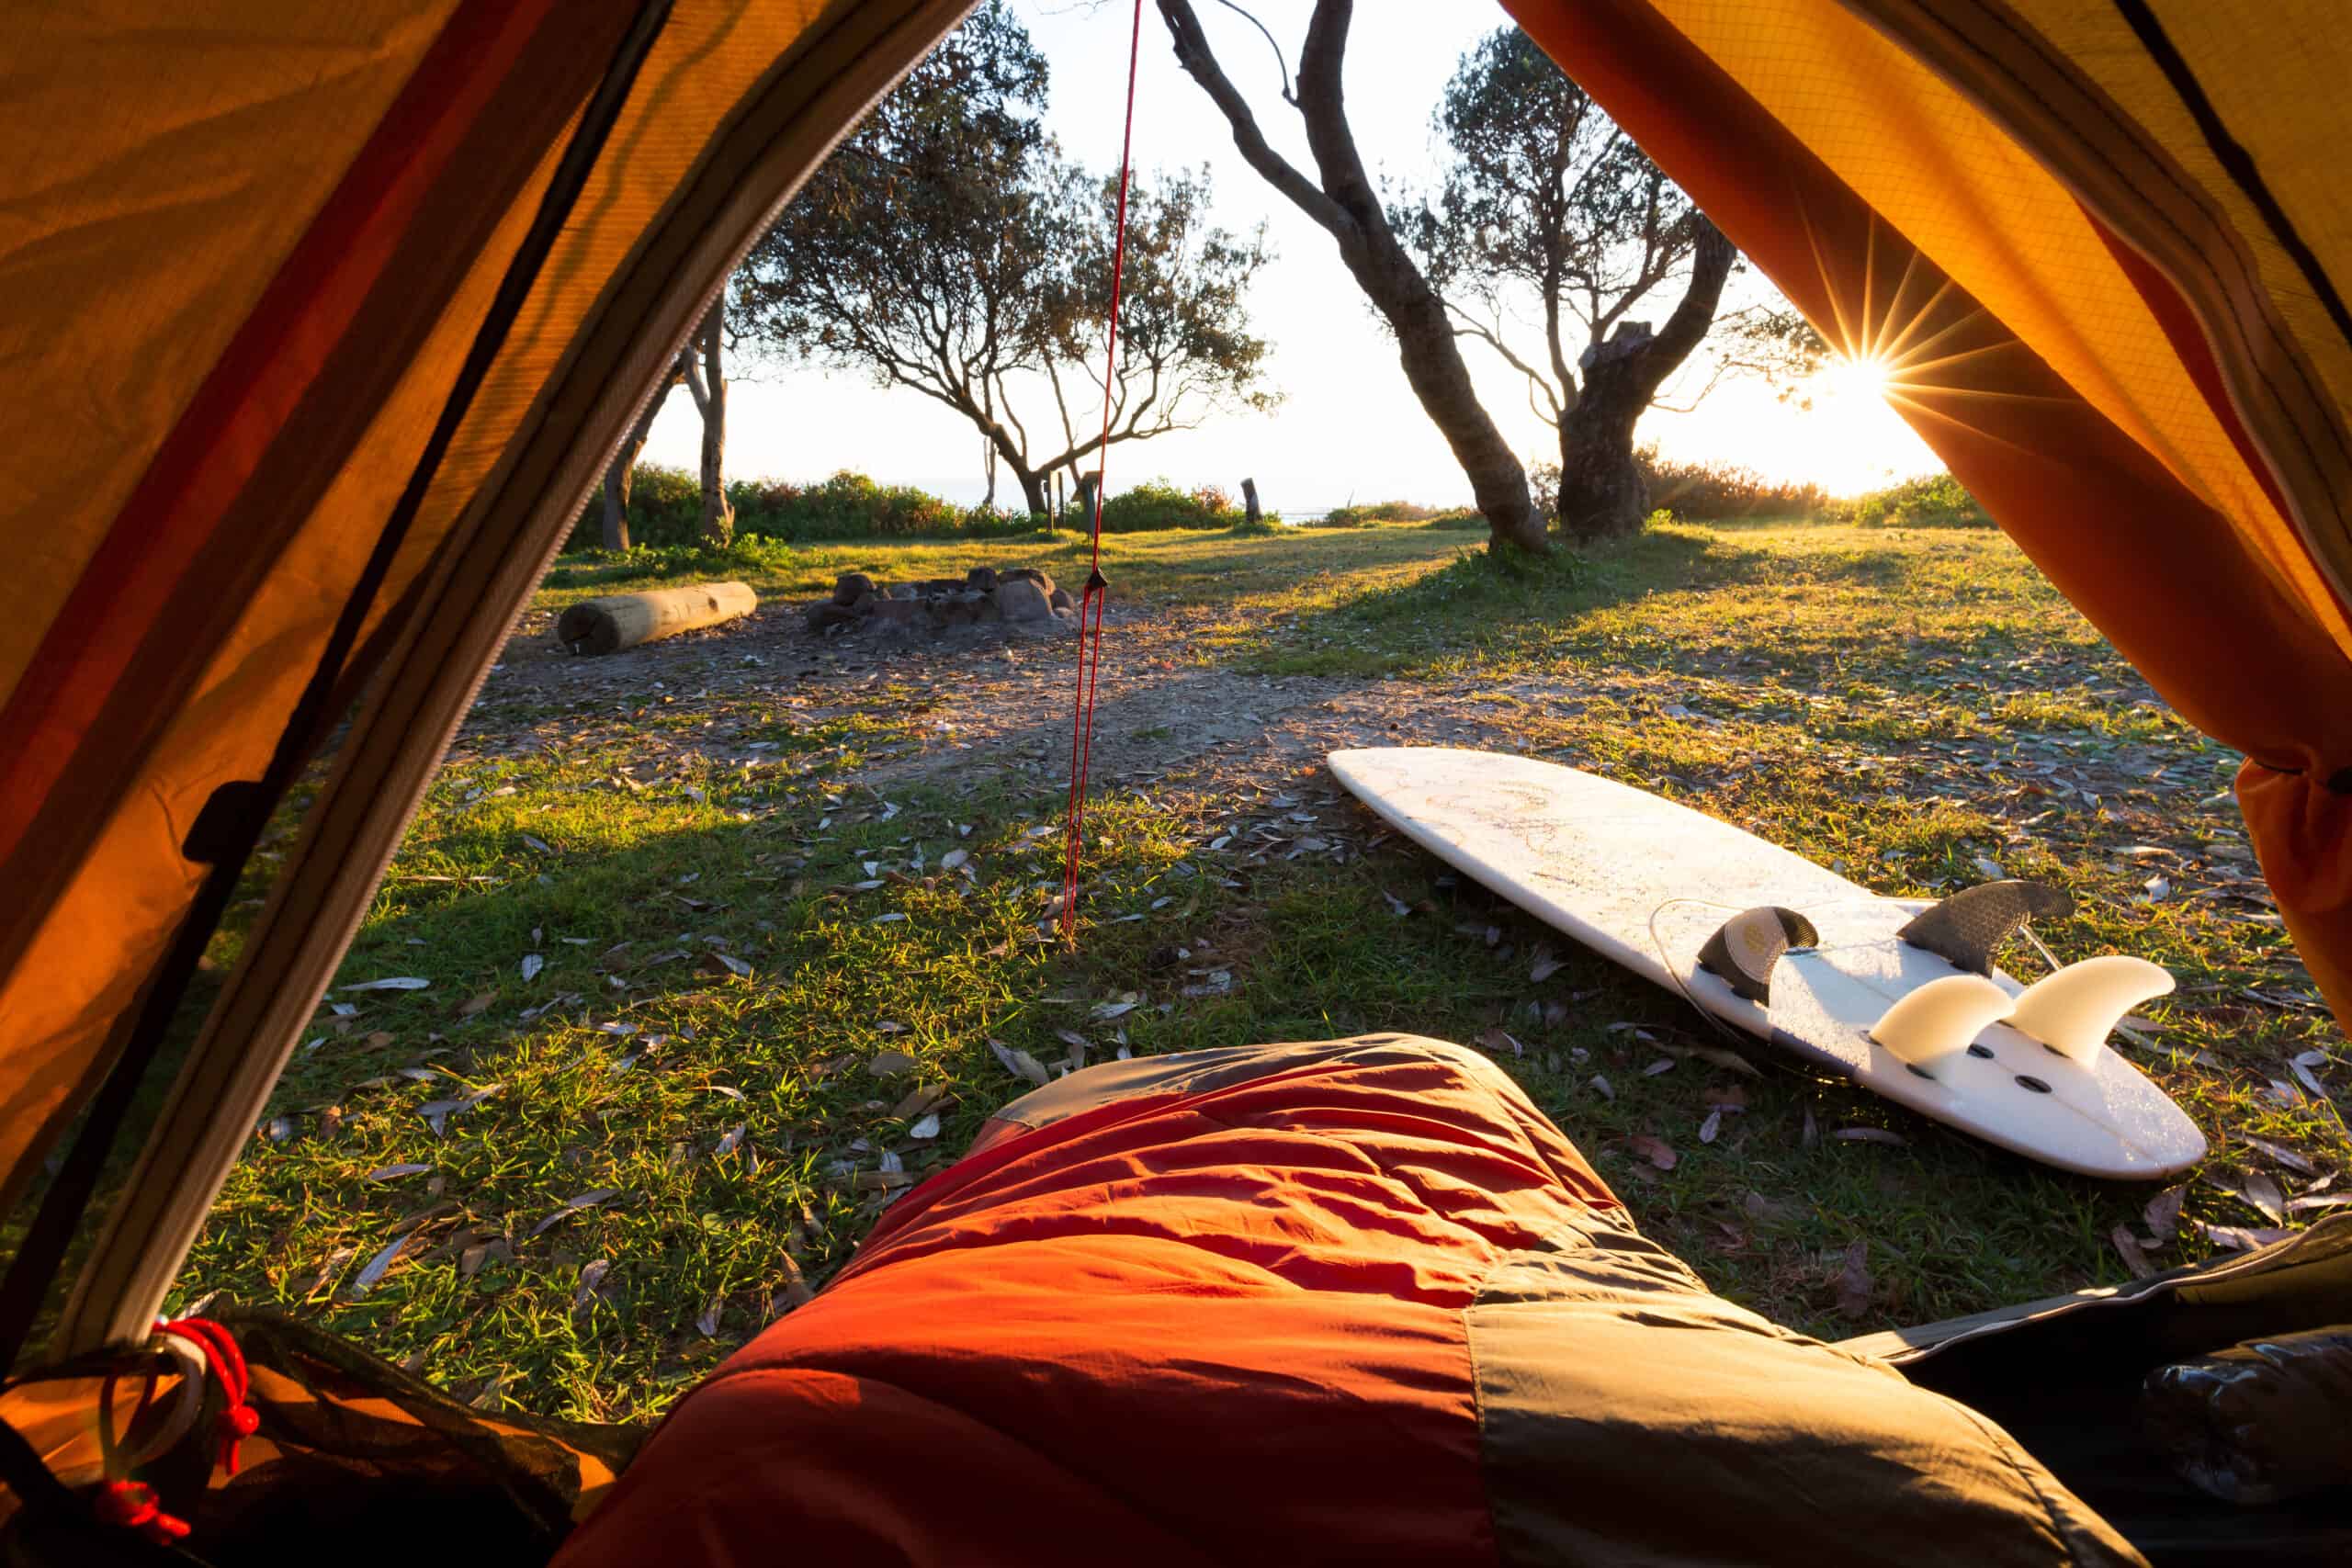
[2211,1169,2288,1225]
[1832,1127,1909,1148]
[2143,1185,2186,1242]
[1625,1134,1678,1171]
[530,1190,618,1237]
[1476,1026,1524,1059]
[1835,1239,1874,1318]
[2109,1224,2154,1280]
[990,1039,1051,1089]
[865,1050,918,1077]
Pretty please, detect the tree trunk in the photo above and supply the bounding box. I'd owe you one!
[1242,478,1261,524]
[1158,0,1544,556]
[981,436,999,509]
[1075,473,1100,529]
[1555,363,1653,542]
[601,360,684,551]
[1013,463,1049,520]
[1556,221,1737,544]
[679,298,733,547]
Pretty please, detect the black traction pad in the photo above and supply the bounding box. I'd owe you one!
[1896,879,2073,976]
[1697,906,1821,1003]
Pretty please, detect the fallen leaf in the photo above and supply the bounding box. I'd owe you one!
[1689,1044,1763,1079]
[2142,874,2171,902]
[344,976,429,992]
[365,1163,432,1182]
[2212,1169,2288,1225]
[348,1235,408,1298]
[1589,1074,1613,1101]
[941,849,969,872]
[1973,856,2007,882]
[520,953,544,982]
[2287,1191,2352,1213]
[264,1116,296,1143]
[1179,970,1234,998]
[2242,1134,2318,1174]
[2290,1049,2334,1099]
[299,1247,356,1299]
[1699,1108,1723,1145]
[1090,1000,1138,1021]
[908,1112,942,1140]
[770,1258,815,1315]
[1832,1127,1909,1147]
[459,994,495,1017]
[989,1039,1051,1088]
[1380,888,1412,918]
[1529,949,1565,984]
[1054,1027,1094,1054]
[1835,1239,1873,1318]
[1626,1134,1678,1170]
[1476,1025,1524,1058]
[1643,1057,1676,1077]
[713,1124,747,1159]
[865,1050,919,1077]
[572,1258,610,1308]
[695,1299,723,1338]
[874,1021,907,1034]
[522,834,552,854]
[530,1190,618,1237]
[2110,1224,2154,1280]
[2194,1219,2295,1252]
[2143,1185,2186,1242]
[699,952,753,978]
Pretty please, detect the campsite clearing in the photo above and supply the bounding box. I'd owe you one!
[188,519,2347,1423]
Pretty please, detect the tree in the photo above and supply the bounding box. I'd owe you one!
[1396,27,1735,542]
[679,298,731,545]
[731,1,1272,519]
[598,299,735,551]
[1156,0,1546,555]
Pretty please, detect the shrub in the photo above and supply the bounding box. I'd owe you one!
[1828,472,1992,528]
[1316,499,1435,526]
[565,466,1044,551]
[1096,479,1244,532]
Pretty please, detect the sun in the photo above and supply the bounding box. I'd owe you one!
[1817,353,1893,404]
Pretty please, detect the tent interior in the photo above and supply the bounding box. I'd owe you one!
[3,0,2349,1562]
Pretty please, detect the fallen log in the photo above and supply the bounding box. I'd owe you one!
[555,581,756,656]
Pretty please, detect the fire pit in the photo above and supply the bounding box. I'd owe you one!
[804,566,1079,641]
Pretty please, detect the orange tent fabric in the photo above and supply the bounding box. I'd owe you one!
[1502,0,2352,1020]
[0,0,2347,1373]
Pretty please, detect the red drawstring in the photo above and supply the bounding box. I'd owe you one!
[1059,0,1147,939]
[157,1316,257,1476]
[95,1479,192,1546]
[89,1315,256,1546]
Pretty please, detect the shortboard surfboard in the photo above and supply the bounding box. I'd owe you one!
[1329,746,2206,1179]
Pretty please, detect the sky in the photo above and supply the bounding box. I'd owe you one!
[640,0,1944,510]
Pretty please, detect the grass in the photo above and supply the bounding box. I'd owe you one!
[187,516,2348,1423]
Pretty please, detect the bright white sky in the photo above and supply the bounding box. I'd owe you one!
[642,0,1943,509]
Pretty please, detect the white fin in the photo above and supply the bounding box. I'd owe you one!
[1870,974,2015,1068]
[2008,955,2174,1066]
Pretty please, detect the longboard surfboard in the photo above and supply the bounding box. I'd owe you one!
[1329,747,2206,1179]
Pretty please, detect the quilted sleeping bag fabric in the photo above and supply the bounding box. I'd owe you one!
[551,1034,2141,1566]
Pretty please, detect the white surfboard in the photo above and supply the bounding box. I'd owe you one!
[1329,747,2205,1179]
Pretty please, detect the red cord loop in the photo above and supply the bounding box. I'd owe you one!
[157,1315,257,1475]
[95,1480,191,1545]
[1059,0,1147,937]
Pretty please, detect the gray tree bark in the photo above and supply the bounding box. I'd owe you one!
[1242,477,1261,524]
[1557,221,1736,542]
[679,297,733,546]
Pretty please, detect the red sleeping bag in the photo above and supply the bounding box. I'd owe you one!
[553,1034,2142,1565]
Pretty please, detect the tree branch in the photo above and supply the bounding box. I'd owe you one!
[1157,0,1351,236]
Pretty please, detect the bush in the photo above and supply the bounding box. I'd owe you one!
[541,536,800,590]
[1827,472,1992,528]
[565,466,1044,551]
[1095,479,1244,532]
[1315,499,1436,526]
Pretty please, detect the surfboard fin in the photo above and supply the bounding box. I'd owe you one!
[1896,880,2073,976]
[1697,906,1820,1002]
[2007,954,2174,1065]
[1870,974,2015,1069]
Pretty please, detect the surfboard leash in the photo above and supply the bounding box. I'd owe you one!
[1058,0,1146,941]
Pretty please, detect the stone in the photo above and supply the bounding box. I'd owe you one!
[867,598,924,627]
[1047,586,1074,613]
[994,578,1054,623]
[806,601,861,632]
[964,565,1000,593]
[831,572,875,606]
[1000,567,1055,596]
